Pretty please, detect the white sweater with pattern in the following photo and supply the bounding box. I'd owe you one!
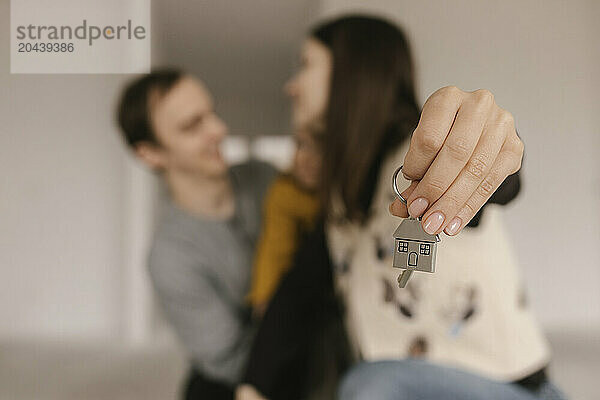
[326,144,550,381]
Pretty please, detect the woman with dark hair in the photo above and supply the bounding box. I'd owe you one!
[239,15,565,400]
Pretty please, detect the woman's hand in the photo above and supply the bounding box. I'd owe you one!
[235,384,268,400]
[389,86,524,236]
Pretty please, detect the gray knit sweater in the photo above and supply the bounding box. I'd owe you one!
[147,160,276,384]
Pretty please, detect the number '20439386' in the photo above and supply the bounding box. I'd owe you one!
[18,42,74,53]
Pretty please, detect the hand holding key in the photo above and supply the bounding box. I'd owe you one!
[389,86,524,236]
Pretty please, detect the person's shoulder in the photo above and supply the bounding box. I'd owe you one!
[146,225,198,282]
[262,174,296,209]
[265,174,320,217]
[150,201,197,249]
[270,174,317,201]
[268,173,301,197]
[230,159,278,205]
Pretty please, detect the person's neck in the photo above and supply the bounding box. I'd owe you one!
[165,168,234,220]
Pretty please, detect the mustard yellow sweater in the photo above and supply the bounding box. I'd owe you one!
[248,174,320,307]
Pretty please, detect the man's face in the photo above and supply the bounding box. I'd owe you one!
[146,76,228,179]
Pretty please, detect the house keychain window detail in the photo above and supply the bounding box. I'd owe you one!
[398,241,408,253]
[391,166,441,288]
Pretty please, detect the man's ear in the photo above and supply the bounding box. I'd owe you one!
[134,141,167,170]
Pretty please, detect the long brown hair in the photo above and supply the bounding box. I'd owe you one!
[311,15,420,222]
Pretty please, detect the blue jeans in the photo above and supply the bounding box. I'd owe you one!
[338,360,567,400]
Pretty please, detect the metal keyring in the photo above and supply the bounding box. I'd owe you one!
[392,165,407,205]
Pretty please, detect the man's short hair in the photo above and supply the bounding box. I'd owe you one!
[116,68,184,148]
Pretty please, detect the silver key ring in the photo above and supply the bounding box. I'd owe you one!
[392,165,407,205]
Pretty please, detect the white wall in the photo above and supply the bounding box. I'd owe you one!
[0,0,148,341]
[318,0,600,329]
[154,0,319,137]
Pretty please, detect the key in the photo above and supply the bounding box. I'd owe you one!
[397,269,413,288]
[392,166,440,288]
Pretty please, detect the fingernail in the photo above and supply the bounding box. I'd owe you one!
[408,198,428,218]
[423,212,445,234]
[444,217,462,236]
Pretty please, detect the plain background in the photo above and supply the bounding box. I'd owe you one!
[0,0,598,356]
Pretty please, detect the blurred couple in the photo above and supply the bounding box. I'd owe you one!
[116,14,565,400]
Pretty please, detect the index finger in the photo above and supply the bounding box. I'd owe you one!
[402,86,465,180]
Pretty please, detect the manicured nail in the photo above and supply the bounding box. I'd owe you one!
[444,217,462,236]
[408,198,428,218]
[423,212,445,234]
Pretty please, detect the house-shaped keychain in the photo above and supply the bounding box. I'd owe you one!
[393,217,440,288]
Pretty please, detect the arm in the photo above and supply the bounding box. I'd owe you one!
[148,237,251,384]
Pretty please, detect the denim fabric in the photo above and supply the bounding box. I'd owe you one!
[338,360,567,400]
